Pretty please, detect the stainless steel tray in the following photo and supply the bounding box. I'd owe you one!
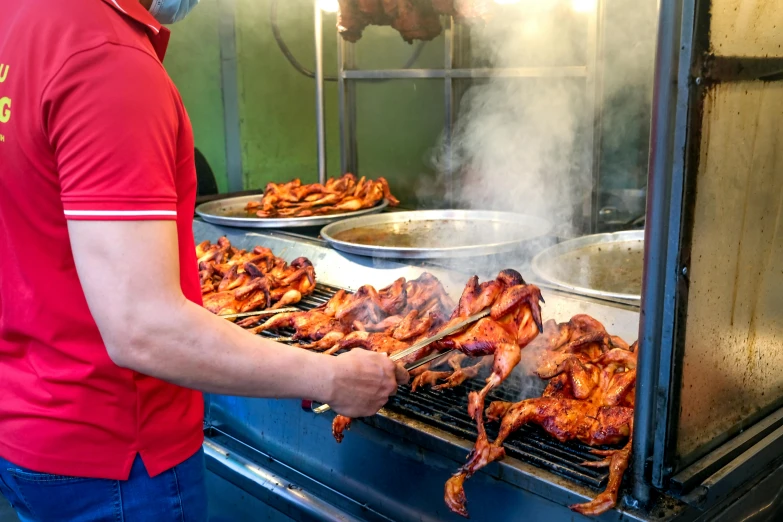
[320,210,552,259]
[195,195,388,229]
[531,230,644,302]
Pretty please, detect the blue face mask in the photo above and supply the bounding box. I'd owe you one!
[148,0,200,24]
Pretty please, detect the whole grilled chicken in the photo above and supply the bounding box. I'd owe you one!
[246,273,450,343]
[413,270,544,441]
[328,271,538,443]
[337,0,492,43]
[444,317,637,518]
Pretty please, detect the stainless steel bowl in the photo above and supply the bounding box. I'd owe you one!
[531,230,644,302]
[321,210,553,259]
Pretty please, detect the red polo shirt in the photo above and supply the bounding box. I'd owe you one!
[0,0,204,479]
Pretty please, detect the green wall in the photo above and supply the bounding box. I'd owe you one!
[234,0,341,187]
[165,0,228,192]
[165,0,445,206]
[233,0,444,205]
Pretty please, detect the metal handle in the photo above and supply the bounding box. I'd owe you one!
[300,401,332,414]
[404,349,455,372]
[312,404,331,414]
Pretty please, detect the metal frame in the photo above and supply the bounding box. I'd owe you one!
[330,8,604,223]
[636,0,783,506]
[585,0,605,233]
[632,0,694,504]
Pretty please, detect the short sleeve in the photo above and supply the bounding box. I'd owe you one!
[43,43,179,220]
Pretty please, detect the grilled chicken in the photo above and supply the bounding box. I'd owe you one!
[203,277,270,316]
[409,270,543,443]
[444,315,637,518]
[244,173,398,218]
[326,331,413,359]
[199,238,315,316]
[337,0,492,43]
[337,0,370,42]
[334,270,544,445]
[389,0,443,43]
[247,273,451,345]
[249,309,350,345]
[327,270,541,441]
[332,415,353,443]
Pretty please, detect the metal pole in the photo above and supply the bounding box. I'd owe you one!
[585,0,605,234]
[632,0,685,507]
[444,15,455,207]
[345,43,358,174]
[314,0,327,184]
[337,33,347,175]
[217,0,244,192]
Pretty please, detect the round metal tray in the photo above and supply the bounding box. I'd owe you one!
[531,230,644,301]
[320,210,552,259]
[195,195,389,229]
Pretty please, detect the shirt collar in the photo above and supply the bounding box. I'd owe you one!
[100,0,171,61]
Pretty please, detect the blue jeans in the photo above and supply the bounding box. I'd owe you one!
[0,448,207,522]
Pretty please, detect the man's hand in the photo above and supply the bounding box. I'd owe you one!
[325,350,409,418]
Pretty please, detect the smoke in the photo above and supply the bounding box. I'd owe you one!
[429,0,657,239]
[424,0,657,387]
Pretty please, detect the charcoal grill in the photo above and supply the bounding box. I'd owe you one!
[197,199,783,522]
[254,282,615,494]
[387,382,613,490]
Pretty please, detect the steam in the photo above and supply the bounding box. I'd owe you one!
[429,0,657,238]
[425,0,657,392]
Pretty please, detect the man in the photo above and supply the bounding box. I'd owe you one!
[0,1,407,520]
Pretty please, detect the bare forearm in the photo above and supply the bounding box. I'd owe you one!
[113,296,334,402]
[67,207,404,418]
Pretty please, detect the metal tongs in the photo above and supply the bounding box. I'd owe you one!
[309,308,490,414]
[219,307,299,320]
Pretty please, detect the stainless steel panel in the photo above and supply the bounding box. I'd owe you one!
[204,439,366,522]
[677,81,783,463]
[320,210,552,259]
[671,408,783,496]
[710,0,783,58]
[313,0,326,185]
[217,0,243,193]
[207,472,296,522]
[341,67,589,79]
[195,196,388,229]
[701,458,783,522]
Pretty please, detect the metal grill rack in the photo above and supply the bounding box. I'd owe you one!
[254,281,613,491]
[387,379,612,490]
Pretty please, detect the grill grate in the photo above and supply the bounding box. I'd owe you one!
[386,381,610,489]
[257,283,610,490]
